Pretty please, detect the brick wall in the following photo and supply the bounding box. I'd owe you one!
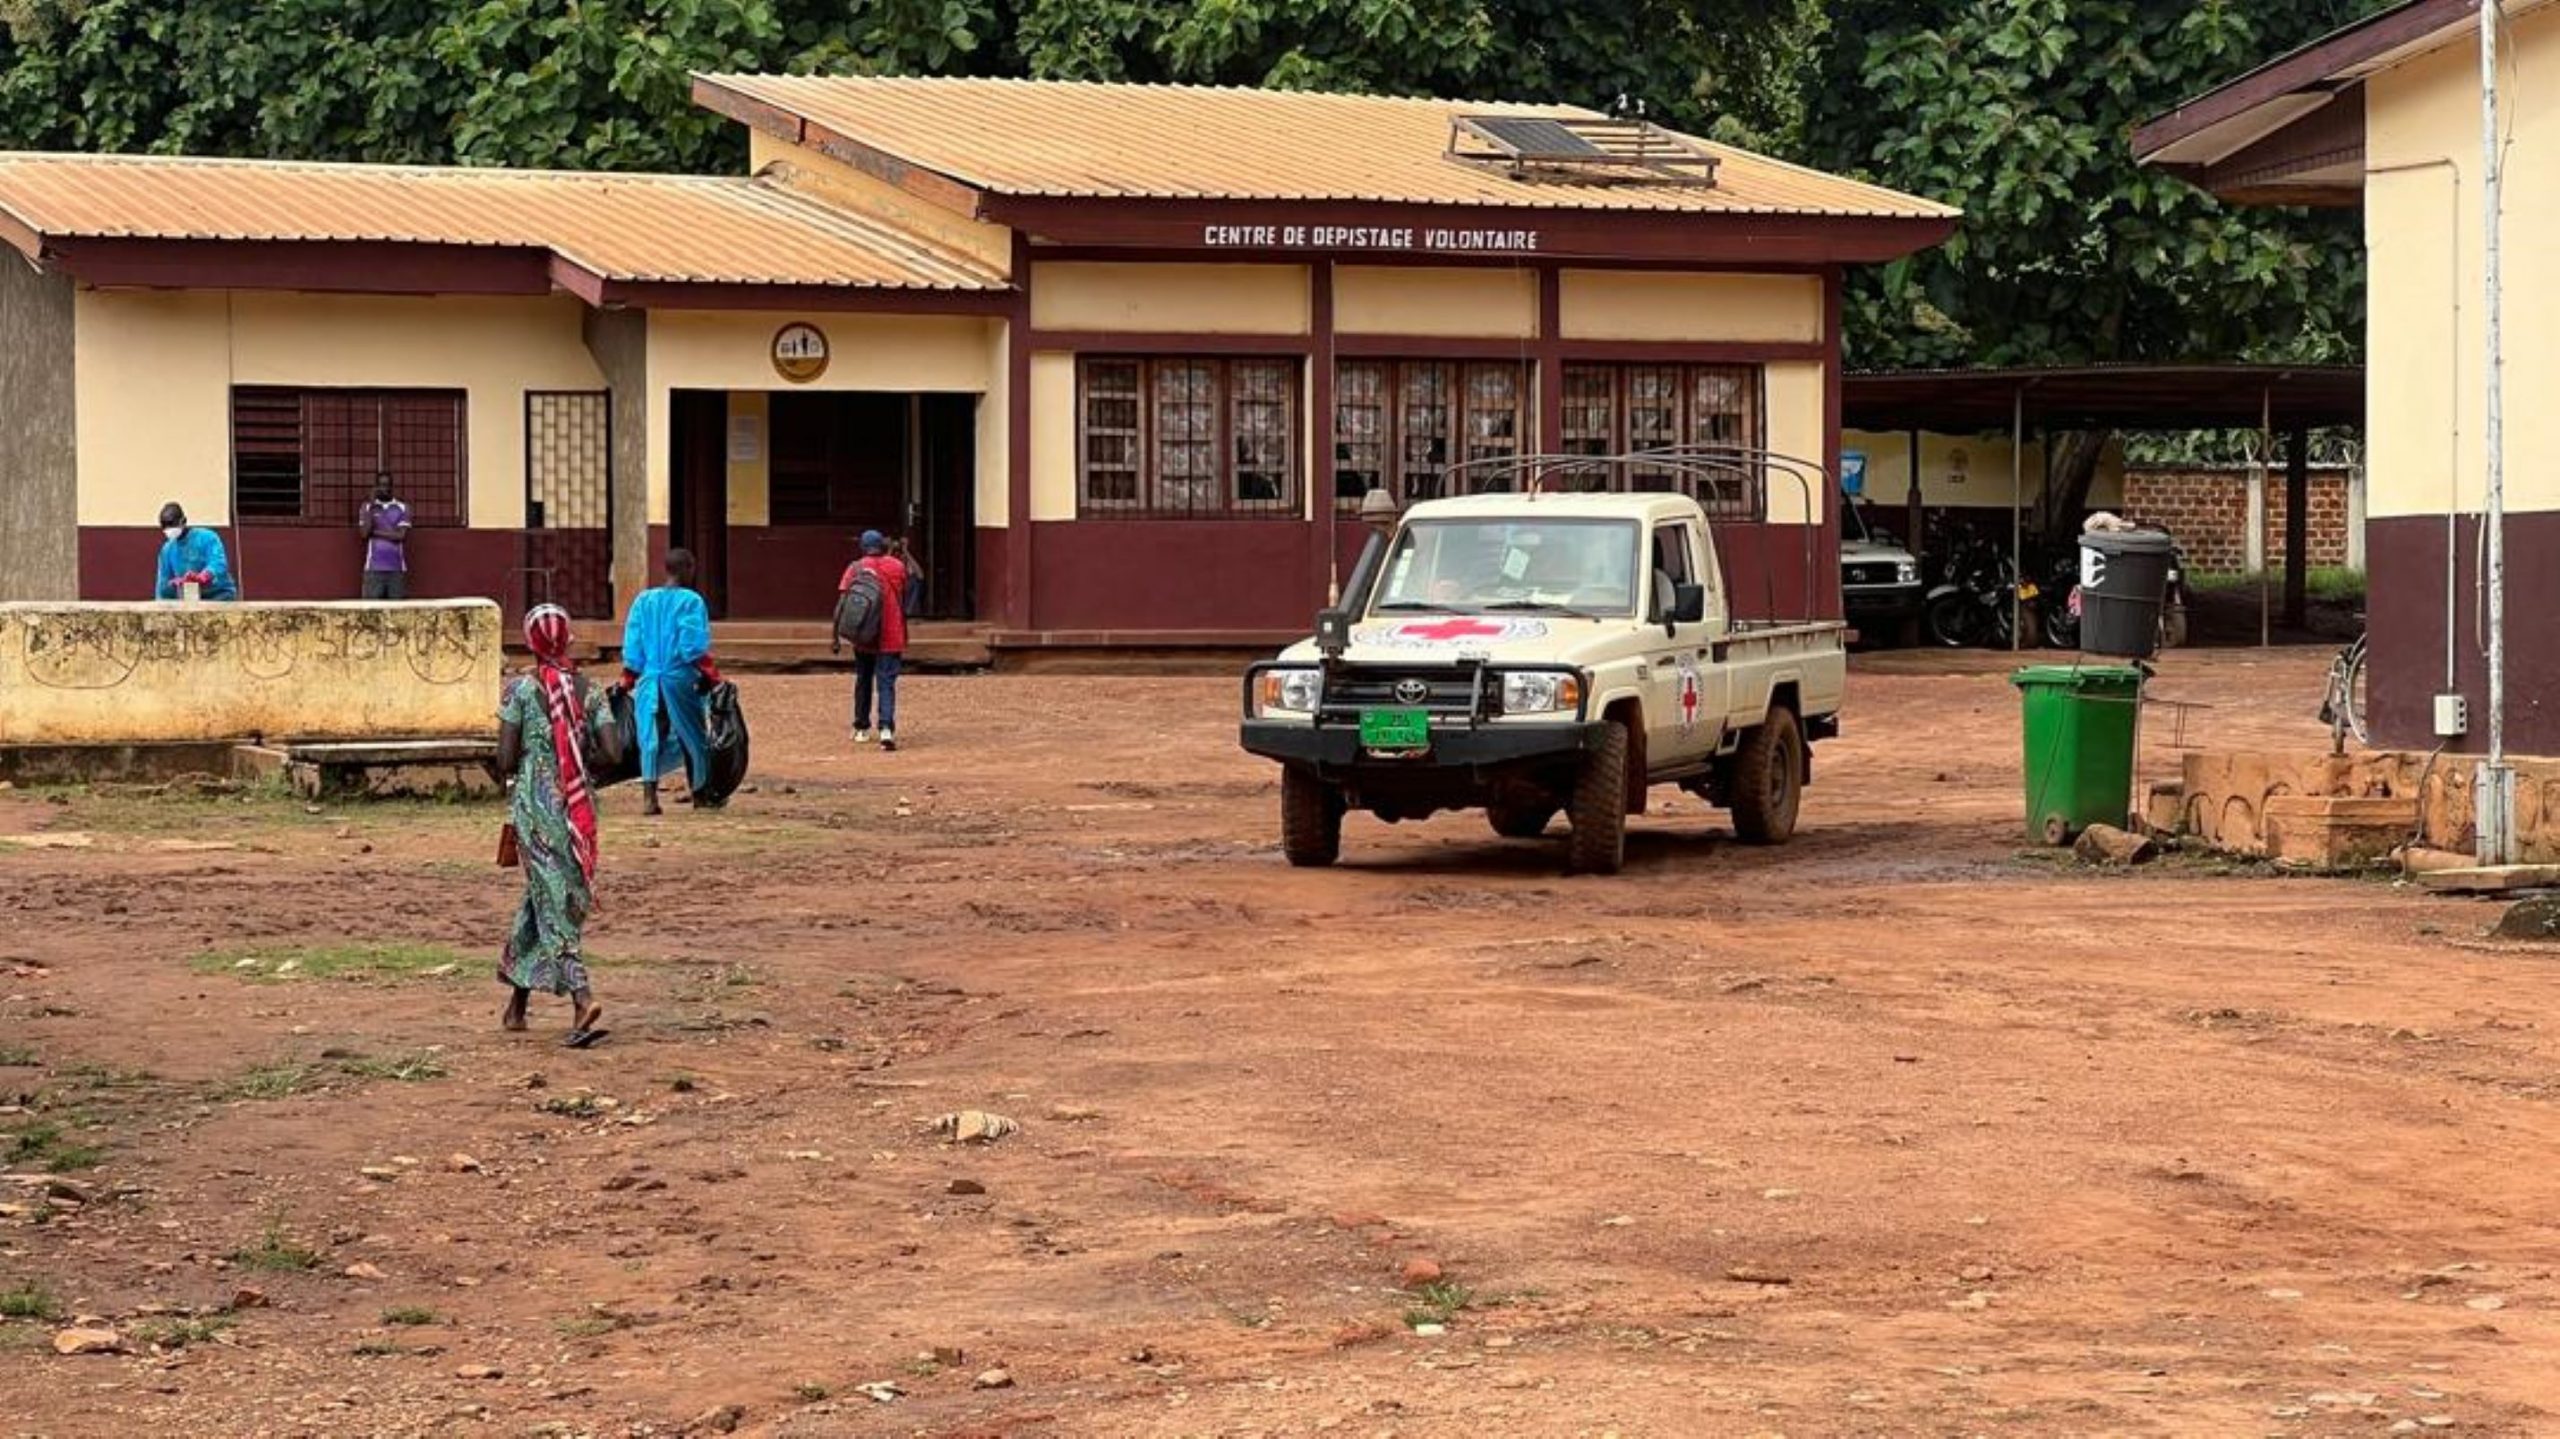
[2120,467,2354,575]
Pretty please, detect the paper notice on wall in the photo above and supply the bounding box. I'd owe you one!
[727,413,763,464]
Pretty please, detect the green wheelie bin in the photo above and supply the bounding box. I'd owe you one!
[2011,665,2142,845]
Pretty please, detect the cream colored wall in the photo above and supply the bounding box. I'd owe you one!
[750,131,1013,276]
[978,321,1011,529]
[1559,271,1822,343]
[1763,361,1827,522]
[1027,352,1077,522]
[1335,266,1536,338]
[643,311,999,525]
[0,599,501,744]
[2363,2,2560,518]
[725,391,771,526]
[1030,262,1308,334]
[73,291,604,528]
[1841,429,2127,511]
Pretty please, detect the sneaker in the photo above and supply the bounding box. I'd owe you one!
[853,728,874,744]
[880,729,898,752]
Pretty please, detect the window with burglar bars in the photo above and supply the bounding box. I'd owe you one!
[1331,359,1530,508]
[524,391,614,618]
[231,388,468,526]
[1552,362,1766,518]
[1075,356,1301,517]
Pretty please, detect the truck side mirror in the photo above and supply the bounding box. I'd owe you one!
[1314,607,1352,660]
[1672,583,1707,625]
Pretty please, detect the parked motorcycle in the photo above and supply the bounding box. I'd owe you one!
[1923,534,2019,648]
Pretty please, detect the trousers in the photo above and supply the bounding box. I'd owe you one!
[854,651,902,731]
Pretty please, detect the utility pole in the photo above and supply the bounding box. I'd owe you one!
[2478,0,2513,864]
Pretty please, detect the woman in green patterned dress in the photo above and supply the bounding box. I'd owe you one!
[497,605,614,1046]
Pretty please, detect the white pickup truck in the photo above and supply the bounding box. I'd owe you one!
[1241,491,1848,874]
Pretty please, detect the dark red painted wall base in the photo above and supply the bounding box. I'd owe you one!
[2368,512,2560,756]
[1018,517,1838,633]
[975,526,1009,628]
[82,526,528,618]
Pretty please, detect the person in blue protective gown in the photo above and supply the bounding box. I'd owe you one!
[616,548,722,817]
[154,502,238,601]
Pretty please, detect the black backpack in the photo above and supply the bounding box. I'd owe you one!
[833,567,885,648]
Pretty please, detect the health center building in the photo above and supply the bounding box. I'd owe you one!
[0,76,1954,651]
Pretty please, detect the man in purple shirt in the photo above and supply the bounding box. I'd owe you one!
[357,473,411,599]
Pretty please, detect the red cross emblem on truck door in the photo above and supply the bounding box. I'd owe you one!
[1678,668,1701,730]
[1400,617,1510,641]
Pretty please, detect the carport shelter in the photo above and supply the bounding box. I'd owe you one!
[1842,364,2365,627]
[0,78,1954,650]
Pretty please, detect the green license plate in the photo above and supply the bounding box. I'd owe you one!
[1359,707,1431,751]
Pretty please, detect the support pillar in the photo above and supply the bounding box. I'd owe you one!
[2283,426,2310,631]
[580,307,651,623]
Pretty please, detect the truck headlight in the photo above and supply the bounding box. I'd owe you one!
[1896,560,1919,585]
[1253,668,1321,717]
[1500,671,1581,715]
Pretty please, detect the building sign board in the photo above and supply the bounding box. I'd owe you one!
[771,322,830,383]
[1201,223,1541,255]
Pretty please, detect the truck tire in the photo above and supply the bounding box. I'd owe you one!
[1487,801,1557,839]
[1729,707,1803,846]
[1566,720,1630,875]
[1280,767,1343,867]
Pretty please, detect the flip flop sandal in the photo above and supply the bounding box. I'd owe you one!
[564,1027,611,1049]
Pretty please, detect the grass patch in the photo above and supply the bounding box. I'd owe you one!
[5,1122,103,1173]
[794,1383,832,1402]
[131,1316,229,1349]
[230,1217,323,1274]
[538,1094,606,1119]
[0,1046,35,1068]
[215,1050,448,1103]
[191,942,472,985]
[215,1064,319,1102]
[2193,566,2365,604]
[352,1339,419,1358]
[554,1307,632,1340]
[334,1051,449,1084]
[381,1306,439,1327]
[0,1281,61,1321]
[54,1063,157,1093]
[1404,1281,1475,1329]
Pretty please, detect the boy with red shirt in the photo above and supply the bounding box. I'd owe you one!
[837,530,908,750]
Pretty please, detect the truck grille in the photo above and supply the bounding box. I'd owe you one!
[1325,668,1481,713]
[1844,562,1903,587]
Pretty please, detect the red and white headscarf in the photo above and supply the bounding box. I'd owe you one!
[524,604,598,885]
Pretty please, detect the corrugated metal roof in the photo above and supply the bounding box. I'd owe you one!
[696,75,1957,220]
[0,152,1007,289]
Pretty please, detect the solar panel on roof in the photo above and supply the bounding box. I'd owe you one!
[1466,116,1606,159]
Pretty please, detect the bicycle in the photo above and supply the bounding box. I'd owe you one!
[2319,628,2369,754]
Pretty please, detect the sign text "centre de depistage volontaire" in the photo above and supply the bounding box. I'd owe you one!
[1200,224,1540,254]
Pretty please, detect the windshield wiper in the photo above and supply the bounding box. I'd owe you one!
[1482,600,1598,619]
[1373,600,1479,614]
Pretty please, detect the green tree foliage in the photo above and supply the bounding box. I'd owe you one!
[0,0,1811,172]
[1801,0,2380,373]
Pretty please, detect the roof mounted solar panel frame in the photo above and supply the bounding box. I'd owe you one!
[1448,114,1720,188]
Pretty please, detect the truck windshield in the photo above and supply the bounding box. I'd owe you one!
[1371,518,1641,618]
[1839,494,1873,543]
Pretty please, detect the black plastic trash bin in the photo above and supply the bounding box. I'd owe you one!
[2078,529,2175,659]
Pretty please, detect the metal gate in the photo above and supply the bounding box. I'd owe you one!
[523,391,613,618]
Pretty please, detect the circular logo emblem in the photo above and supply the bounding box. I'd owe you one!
[771,322,829,384]
[1393,678,1432,704]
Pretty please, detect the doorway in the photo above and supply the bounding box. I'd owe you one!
[673,387,975,622]
[670,390,729,615]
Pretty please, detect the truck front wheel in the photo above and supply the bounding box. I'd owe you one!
[1729,707,1803,845]
[1566,720,1631,875]
[1280,767,1344,867]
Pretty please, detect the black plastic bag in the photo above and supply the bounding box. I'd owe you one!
[585,682,640,789]
[694,680,750,808]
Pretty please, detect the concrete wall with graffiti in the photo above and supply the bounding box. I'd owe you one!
[0,600,500,745]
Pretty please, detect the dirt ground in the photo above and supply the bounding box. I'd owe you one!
[4,645,2556,1439]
